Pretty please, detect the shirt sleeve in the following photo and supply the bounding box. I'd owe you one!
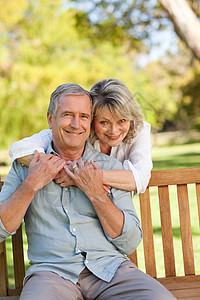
[9,129,53,163]
[0,161,26,242]
[106,188,142,255]
[123,121,153,194]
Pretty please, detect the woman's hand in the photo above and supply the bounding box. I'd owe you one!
[54,165,75,187]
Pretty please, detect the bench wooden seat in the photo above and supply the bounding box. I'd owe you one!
[0,167,200,300]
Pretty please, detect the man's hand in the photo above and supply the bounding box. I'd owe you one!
[64,159,124,239]
[25,150,66,192]
[54,167,75,187]
[17,153,46,167]
[64,160,106,199]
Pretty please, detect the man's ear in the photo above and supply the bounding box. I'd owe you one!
[47,111,53,129]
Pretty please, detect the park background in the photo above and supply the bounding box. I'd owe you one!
[0,0,200,286]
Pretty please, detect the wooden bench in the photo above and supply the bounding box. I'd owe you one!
[0,167,200,300]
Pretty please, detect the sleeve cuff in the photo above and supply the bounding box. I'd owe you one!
[9,147,45,164]
[0,218,16,242]
[106,211,142,255]
[123,160,142,195]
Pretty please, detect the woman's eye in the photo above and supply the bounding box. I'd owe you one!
[119,119,126,123]
[100,121,108,125]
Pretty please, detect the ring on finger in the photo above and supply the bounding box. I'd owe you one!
[72,164,78,169]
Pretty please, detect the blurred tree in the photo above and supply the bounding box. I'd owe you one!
[68,0,200,130]
[0,0,199,149]
[0,0,156,147]
[69,0,200,58]
[159,0,200,60]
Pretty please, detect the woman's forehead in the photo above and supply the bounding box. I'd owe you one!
[95,106,125,119]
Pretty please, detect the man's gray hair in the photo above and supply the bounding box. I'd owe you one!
[48,83,92,117]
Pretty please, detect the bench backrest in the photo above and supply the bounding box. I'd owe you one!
[128,167,200,279]
[0,167,200,297]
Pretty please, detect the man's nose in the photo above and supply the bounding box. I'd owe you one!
[71,116,80,128]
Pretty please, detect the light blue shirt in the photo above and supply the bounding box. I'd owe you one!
[0,142,142,284]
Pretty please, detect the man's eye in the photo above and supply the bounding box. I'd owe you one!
[82,115,89,119]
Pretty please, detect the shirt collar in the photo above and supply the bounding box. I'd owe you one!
[46,140,95,161]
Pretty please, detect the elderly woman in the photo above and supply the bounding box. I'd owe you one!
[9,79,153,193]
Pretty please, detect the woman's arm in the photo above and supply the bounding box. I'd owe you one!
[103,169,136,192]
[9,129,52,163]
[17,153,47,167]
[102,121,153,193]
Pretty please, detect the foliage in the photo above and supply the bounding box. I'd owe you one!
[0,0,199,149]
[0,0,141,147]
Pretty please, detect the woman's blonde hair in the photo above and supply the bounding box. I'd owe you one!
[89,78,143,144]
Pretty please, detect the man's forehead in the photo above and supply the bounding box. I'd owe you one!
[58,93,92,113]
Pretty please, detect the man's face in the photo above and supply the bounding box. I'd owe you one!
[47,94,92,154]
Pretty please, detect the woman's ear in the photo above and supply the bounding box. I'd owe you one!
[47,111,53,129]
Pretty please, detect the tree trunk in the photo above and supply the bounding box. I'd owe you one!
[159,0,200,60]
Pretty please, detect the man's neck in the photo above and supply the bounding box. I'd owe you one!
[52,142,85,162]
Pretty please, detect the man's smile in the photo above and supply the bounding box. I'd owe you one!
[65,130,83,135]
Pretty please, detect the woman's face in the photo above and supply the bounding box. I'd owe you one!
[93,108,130,150]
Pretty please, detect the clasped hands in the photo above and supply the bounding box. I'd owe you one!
[54,159,111,194]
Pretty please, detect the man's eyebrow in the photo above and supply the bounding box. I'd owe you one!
[61,110,72,115]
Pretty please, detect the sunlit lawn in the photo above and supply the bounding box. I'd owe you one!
[152,142,200,170]
[1,141,200,286]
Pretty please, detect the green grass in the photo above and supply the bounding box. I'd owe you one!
[1,141,200,286]
[152,142,200,170]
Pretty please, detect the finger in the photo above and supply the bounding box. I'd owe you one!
[32,150,40,163]
[71,160,79,173]
[90,160,100,170]
[103,184,111,194]
[39,153,54,163]
[64,166,76,180]
[77,160,84,168]
[84,161,91,167]
[54,160,66,172]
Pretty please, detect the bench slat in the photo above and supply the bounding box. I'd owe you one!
[0,242,8,297]
[149,167,200,186]
[158,186,176,277]
[127,250,138,267]
[139,188,157,278]
[196,183,200,227]
[177,184,195,275]
[12,226,25,289]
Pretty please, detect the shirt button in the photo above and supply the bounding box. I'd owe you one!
[72,228,76,232]
[77,249,81,253]
[85,260,88,264]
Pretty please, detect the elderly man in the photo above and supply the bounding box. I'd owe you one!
[0,83,175,300]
